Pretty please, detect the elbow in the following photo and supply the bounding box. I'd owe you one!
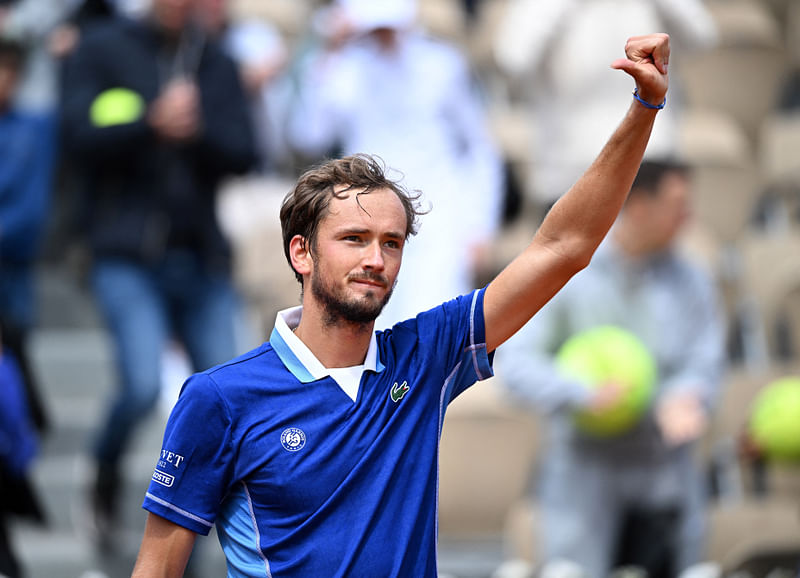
[570,249,594,274]
[559,240,594,277]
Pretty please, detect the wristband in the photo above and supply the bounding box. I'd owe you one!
[632,87,666,110]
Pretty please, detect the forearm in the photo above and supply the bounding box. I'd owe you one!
[536,100,659,265]
[131,513,196,578]
[483,33,669,352]
[484,99,661,352]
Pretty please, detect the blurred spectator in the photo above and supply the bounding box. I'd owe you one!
[495,161,727,578]
[493,0,718,210]
[0,0,125,266]
[0,36,49,578]
[0,333,45,578]
[60,0,256,542]
[287,0,504,328]
[197,0,293,175]
[0,34,56,434]
[0,0,80,115]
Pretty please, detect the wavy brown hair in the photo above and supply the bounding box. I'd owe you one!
[280,154,425,285]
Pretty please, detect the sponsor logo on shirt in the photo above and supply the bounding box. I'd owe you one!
[152,469,175,487]
[158,449,185,470]
[280,427,307,452]
[390,380,410,403]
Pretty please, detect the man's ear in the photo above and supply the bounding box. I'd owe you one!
[289,235,312,276]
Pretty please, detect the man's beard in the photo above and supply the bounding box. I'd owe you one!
[311,270,394,326]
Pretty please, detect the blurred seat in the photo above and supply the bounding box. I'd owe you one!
[678,109,762,354]
[787,0,800,69]
[417,0,468,44]
[438,376,541,539]
[739,232,800,363]
[464,0,509,78]
[705,498,800,573]
[677,0,788,143]
[216,175,300,338]
[756,113,800,233]
[679,109,761,248]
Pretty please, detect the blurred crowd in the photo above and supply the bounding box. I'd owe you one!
[1,0,799,577]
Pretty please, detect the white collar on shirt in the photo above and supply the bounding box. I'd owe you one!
[274,306,380,401]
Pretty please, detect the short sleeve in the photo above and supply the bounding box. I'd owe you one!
[418,288,494,404]
[142,373,234,535]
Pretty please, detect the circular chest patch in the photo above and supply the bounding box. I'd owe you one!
[280,427,306,452]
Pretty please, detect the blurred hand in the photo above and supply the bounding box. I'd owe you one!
[738,428,764,461]
[585,381,630,414]
[48,24,80,58]
[610,33,670,107]
[656,390,707,447]
[241,57,285,95]
[148,78,201,142]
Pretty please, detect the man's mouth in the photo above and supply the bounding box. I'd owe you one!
[349,274,387,289]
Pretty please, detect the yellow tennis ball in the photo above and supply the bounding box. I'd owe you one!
[749,376,800,462]
[89,87,145,127]
[556,326,657,437]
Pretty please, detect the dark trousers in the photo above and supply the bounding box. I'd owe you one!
[613,507,681,578]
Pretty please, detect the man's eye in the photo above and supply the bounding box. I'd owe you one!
[385,240,400,249]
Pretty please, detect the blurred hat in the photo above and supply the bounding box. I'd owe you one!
[335,0,417,33]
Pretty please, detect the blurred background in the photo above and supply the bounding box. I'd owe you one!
[1,0,800,576]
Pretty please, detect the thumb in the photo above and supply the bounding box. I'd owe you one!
[610,58,636,75]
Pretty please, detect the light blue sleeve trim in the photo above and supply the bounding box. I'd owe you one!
[144,492,214,528]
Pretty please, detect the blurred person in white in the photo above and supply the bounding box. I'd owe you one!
[287,0,504,329]
[493,0,717,210]
[494,160,727,578]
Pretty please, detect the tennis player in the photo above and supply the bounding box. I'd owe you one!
[132,32,670,578]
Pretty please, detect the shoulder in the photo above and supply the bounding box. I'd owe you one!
[203,342,276,382]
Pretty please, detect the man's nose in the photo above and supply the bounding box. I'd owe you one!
[362,241,385,270]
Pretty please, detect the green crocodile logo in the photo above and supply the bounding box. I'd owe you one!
[390,381,410,403]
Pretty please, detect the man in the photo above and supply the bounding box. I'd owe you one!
[495,160,726,577]
[59,0,256,537]
[132,33,670,577]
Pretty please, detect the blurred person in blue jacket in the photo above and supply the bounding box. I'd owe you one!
[0,34,56,435]
[495,160,727,578]
[287,0,505,329]
[60,0,256,541]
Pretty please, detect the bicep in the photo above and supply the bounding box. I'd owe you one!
[132,513,197,578]
[484,233,585,353]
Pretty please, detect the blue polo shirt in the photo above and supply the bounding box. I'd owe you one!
[142,288,493,577]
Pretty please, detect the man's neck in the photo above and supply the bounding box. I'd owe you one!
[293,301,374,369]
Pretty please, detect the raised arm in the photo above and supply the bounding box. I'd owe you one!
[131,513,197,578]
[484,33,670,352]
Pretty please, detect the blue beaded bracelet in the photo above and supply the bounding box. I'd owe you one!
[632,87,666,110]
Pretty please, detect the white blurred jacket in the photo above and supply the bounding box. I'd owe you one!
[289,28,504,328]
